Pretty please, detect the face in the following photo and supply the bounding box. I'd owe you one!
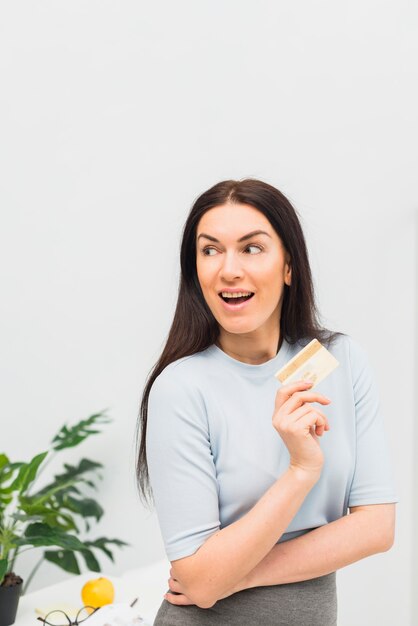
[195,202,292,339]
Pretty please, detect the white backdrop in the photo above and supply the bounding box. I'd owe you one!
[0,2,416,625]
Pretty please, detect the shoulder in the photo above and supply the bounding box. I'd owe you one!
[343,334,374,382]
[155,348,211,384]
[330,333,378,398]
[149,348,214,404]
[146,352,215,436]
[323,332,369,369]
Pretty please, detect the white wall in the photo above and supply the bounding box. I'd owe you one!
[0,2,416,624]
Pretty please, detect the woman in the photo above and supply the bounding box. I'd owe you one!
[135,179,398,626]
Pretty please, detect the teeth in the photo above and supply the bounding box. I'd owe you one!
[220,291,253,298]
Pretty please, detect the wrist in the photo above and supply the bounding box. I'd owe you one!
[288,464,321,485]
[235,572,253,593]
[219,575,251,600]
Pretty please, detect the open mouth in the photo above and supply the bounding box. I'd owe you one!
[219,293,255,305]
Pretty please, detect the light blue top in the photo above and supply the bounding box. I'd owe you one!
[146,333,399,562]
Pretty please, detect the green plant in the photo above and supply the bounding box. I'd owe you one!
[0,411,129,594]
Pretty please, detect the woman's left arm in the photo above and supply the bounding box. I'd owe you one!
[229,503,395,594]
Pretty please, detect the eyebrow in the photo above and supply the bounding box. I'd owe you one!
[197,229,272,243]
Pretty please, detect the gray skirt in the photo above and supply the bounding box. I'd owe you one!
[153,571,337,626]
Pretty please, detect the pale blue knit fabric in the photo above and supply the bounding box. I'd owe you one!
[146,333,399,562]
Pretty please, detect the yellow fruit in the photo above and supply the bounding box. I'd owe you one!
[81,576,114,611]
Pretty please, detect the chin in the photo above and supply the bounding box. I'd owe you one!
[223,321,260,334]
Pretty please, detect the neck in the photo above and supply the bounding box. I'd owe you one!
[216,330,282,365]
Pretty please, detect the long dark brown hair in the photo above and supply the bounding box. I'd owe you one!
[135,178,345,509]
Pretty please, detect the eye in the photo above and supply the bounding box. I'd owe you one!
[246,244,263,254]
[202,247,217,256]
[201,244,263,256]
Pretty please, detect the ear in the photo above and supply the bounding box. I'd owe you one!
[284,259,292,286]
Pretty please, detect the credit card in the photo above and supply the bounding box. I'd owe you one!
[274,338,339,388]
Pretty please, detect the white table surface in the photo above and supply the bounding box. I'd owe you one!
[14,558,171,626]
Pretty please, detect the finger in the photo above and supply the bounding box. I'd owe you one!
[312,415,330,436]
[294,412,326,433]
[164,592,195,606]
[280,390,331,413]
[316,414,328,433]
[275,406,327,434]
[310,424,320,438]
[274,402,328,431]
[289,404,328,423]
[168,577,182,593]
[309,412,329,433]
[283,409,325,434]
[275,381,314,407]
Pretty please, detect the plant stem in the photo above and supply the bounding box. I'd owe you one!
[10,546,36,558]
[22,555,44,595]
[8,547,19,572]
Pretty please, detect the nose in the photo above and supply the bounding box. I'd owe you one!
[219,251,244,281]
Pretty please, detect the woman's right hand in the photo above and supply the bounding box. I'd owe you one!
[272,380,332,477]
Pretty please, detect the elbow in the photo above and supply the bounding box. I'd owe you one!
[350,503,396,554]
[380,532,395,553]
[171,552,221,609]
[184,581,219,609]
[177,593,213,610]
[191,587,217,609]
[382,516,396,552]
[197,598,216,610]
[378,524,395,552]
[170,575,216,609]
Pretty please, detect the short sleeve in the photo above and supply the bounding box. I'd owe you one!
[347,338,399,507]
[145,368,221,561]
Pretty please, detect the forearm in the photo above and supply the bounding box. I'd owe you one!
[174,466,318,609]
[233,510,390,593]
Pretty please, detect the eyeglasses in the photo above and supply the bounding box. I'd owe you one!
[37,598,138,626]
